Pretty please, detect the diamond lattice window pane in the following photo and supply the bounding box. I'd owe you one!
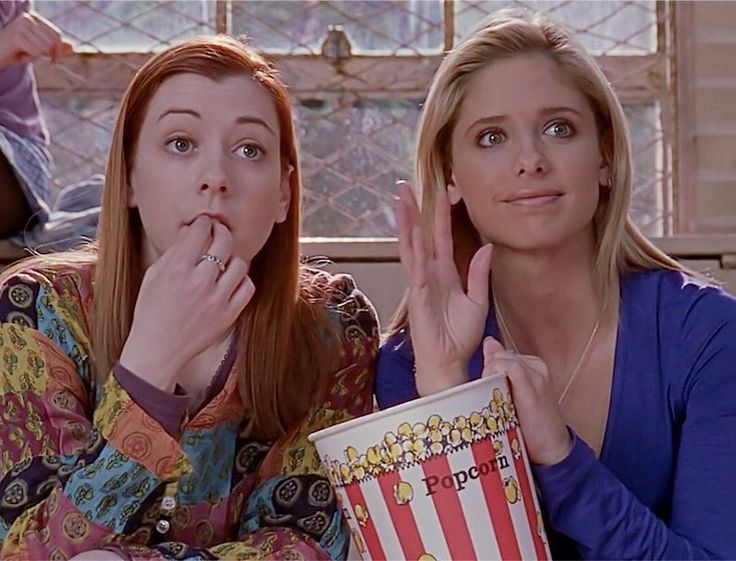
[626,103,665,236]
[30,1,667,238]
[41,93,119,195]
[296,101,664,238]
[231,1,443,55]
[296,99,420,236]
[455,1,657,55]
[38,95,664,237]
[35,1,216,52]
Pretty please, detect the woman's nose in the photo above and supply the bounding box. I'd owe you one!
[515,139,549,176]
[198,153,229,194]
[199,179,228,194]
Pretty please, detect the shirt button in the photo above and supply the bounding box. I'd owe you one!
[161,496,176,510]
[155,519,171,534]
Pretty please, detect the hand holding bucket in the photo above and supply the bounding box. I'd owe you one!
[309,374,551,561]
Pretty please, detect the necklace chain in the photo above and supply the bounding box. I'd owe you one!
[491,290,603,404]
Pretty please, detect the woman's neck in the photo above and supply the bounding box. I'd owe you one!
[489,235,608,366]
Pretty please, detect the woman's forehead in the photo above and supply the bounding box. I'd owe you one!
[143,73,279,127]
[458,54,593,121]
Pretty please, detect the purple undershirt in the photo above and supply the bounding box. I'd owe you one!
[114,336,237,437]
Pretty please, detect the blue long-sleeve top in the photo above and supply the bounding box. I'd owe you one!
[375,269,736,559]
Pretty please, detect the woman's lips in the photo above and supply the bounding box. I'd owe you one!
[504,191,563,206]
[188,212,231,229]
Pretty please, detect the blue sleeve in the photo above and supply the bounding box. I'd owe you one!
[375,328,420,409]
[533,309,736,559]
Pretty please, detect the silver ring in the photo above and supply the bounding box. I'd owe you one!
[199,253,226,273]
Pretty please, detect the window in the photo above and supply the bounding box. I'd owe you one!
[35,0,673,237]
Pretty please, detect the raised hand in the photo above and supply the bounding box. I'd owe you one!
[0,10,74,68]
[482,337,572,465]
[119,216,254,392]
[395,181,492,396]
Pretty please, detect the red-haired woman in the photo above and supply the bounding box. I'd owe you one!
[0,36,377,560]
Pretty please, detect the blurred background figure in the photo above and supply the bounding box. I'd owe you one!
[0,0,101,255]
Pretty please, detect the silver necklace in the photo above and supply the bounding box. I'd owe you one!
[492,289,603,404]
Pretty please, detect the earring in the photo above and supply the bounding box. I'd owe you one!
[600,177,612,193]
[447,183,462,205]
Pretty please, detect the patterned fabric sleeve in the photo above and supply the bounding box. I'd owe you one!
[210,273,379,561]
[0,267,191,560]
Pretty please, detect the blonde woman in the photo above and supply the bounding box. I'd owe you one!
[376,9,736,559]
[0,36,378,560]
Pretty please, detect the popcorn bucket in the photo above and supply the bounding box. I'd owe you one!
[309,374,551,561]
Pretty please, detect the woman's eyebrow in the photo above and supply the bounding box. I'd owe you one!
[157,108,200,121]
[538,106,584,118]
[234,115,275,135]
[465,114,508,135]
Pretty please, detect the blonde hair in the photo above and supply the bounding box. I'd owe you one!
[389,8,693,333]
[3,36,337,439]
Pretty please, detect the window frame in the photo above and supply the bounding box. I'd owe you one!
[34,0,676,249]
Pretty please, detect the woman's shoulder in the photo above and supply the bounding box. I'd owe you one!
[623,268,736,363]
[300,267,379,341]
[0,255,96,388]
[380,325,413,358]
[624,268,736,319]
[0,254,96,321]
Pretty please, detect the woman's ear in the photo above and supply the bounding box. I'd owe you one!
[274,165,293,223]
[598,133,614,191]
[127,183,138,209]
[447,176,462,205]
[598,163,612,192]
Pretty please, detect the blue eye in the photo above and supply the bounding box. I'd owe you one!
[543,121,574,138]
[478,130,507,147]
[165,137,192,153]
[236,143,262,160]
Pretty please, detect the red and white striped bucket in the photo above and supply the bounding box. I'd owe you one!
[309,374,551,561]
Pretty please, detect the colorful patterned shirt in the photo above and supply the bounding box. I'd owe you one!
[0,261,379,560]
